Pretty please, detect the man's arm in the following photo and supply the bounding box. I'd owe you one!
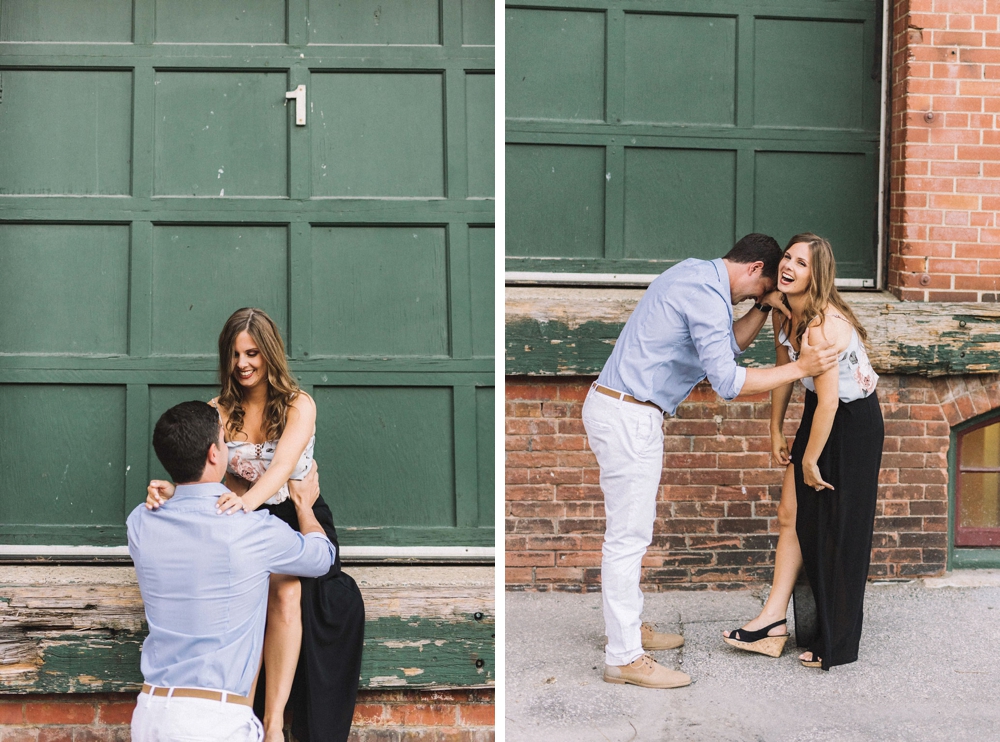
[731,291,792,351]
[737,326,839,396]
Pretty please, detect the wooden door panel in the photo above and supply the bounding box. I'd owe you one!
[150,225,289,356]
[306,0,440,46]
[153,71,289,198]
[310,226,449,357]
[506,7,605,123]
[0,224,130,355]
[310,73,445,198]
[0,70,132,196]
[154,0,286,43]
[314,386,455,529]
[466,73,495,199]
[0,0,132,42]
[754,151,877,279]
[462,0,493,46]
[475,386,494,526]
[624,148,737,261]
[623,13,737,126]
[469,226,494,359]
[754,18,869,130]
[506,144,605,258]
[0,385,127,524]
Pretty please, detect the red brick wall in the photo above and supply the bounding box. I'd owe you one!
[0,690,494,742]
[889,0,1000,301]
[505,375,1000,590]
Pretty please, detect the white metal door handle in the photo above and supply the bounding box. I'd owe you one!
[285,85,306,126]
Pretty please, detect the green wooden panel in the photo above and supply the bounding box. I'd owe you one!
[469,226,494,358]
[307,0,439,45]
[310,73,445,198]
[150,225,288,355]
[475,386,494,527]
[310,226,448,357]
[0,224,129,355]
[154,0,285,43]
[0,0,132,41]
[147,385,220,484]
[624,147,736,260]
[754,151,876,279]
[466,73,495,199]
[754,18,866,130]
[0,385,126,526]
[0,70,132,196]
[313,386,455,529]
[506,7,605,122]
[462,0,494,45]
[506,144,605,258]
[153,71,288,198]
[623,13,736,126]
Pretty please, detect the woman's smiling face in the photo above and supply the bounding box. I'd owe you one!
[233,331,267,389]
[778,242,812,295]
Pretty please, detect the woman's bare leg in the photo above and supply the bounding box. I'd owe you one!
[725,464,801,637]
[263,573,302,742]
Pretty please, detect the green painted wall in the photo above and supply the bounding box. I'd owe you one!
[0,0,495,548]
[505,0,881,280]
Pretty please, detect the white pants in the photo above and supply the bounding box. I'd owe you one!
[582,386,665,667]
[131,691,263,742]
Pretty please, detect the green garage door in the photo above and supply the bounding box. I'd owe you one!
[506,0,881,284]
[0,0,495,550]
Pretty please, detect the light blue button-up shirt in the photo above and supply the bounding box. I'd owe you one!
[596,258,746,415]
[126,482,335,696]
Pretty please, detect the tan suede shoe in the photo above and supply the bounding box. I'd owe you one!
[641,621,684,650]
[603,654,692,689]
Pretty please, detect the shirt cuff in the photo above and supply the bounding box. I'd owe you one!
[304,531,331,542]
[731,365,747,398]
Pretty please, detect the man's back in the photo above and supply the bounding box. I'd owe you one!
[127,482,334,696]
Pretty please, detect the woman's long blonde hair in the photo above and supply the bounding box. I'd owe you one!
[217,308,300,442]
[780,233,868,348]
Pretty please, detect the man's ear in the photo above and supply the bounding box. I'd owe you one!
[749,260,764,277]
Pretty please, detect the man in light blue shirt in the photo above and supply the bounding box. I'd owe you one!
[584,234,838,689]
[127,401,335,741]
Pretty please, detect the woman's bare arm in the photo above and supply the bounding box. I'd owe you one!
[800,316,851,490]
[237,393,317,512]
[769,314,795,467]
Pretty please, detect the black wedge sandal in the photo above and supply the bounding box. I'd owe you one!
[722,619,789,658]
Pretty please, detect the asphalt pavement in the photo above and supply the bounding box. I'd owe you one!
[505,572,1000,742]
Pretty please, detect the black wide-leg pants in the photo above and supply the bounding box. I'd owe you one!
[792,390,883,671]
[255,495,365,742]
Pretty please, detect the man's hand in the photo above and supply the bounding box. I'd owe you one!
[145,480,176,510]
[759,289,791,320]
[288,462,320,511]
[797,326,838,378]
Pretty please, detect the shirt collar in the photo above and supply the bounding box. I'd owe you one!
[173,482,230,499]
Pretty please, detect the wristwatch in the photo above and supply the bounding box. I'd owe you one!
[754,302,771,314]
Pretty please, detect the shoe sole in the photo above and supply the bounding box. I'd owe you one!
[603,636,686,651]
[723,634,788,658]
[603,674,692,689]
[800,659,822,668]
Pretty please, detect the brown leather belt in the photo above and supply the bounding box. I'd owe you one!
[593,383,662,412]
[141,683,252,707]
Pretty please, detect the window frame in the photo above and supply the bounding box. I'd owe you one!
[949,413,1000,569]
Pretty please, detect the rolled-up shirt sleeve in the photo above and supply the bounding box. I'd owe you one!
[262,515,336,577]
[685,287,746,400]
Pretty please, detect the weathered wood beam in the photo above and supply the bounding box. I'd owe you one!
[506,287,1000,377]
[0,566,494,694]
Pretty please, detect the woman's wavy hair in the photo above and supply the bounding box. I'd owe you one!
[780,233,868,348]
[217,308,300,442]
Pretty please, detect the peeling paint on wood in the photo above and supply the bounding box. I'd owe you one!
[506,287,1000,377]
[0,566,493,694]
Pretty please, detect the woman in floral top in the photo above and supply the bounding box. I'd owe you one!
[723,233,883,671]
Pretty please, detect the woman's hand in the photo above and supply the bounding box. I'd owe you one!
[145,480,176,510]
[801,459,834,491]
[216,490,249,515]
[771,432,790,467]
